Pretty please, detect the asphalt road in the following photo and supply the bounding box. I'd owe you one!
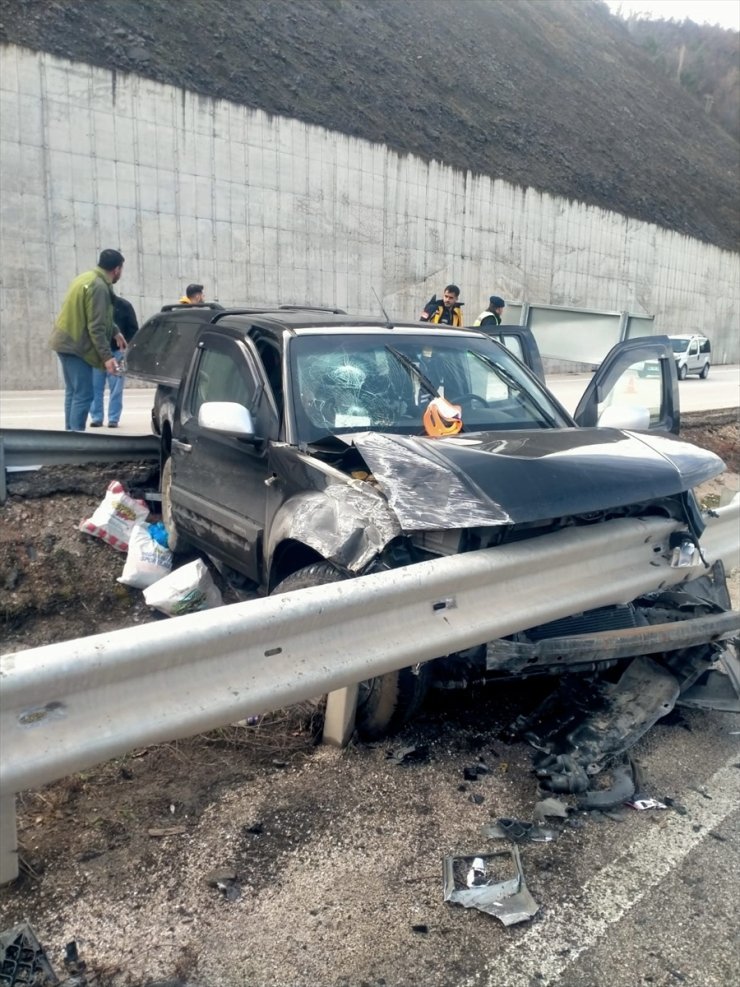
[1,365,738,436]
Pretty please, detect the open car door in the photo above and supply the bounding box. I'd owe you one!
[573,336,679,434]
[473,324,546,384]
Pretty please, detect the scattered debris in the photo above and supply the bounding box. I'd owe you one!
[443,848,539,925]
[469,793,485,805]
[387,744,430,765]
[662,796,688,815]
[205,867,241,901]
[462,762,489,781]
[626,798,668,811]
[575,759,637,811]
[532,797,569,822]
[63,939,87,978]
[482,818,559,842]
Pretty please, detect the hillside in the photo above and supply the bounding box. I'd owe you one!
[621,13,739,141]
[1,0,738,251]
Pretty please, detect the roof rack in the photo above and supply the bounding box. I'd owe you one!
[210,304,348,323]
[278,304,347,314]
[160,302,225,312]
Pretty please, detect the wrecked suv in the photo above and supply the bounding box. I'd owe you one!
[127,307,738,789]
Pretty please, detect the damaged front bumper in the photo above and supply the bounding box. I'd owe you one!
[486,610,740,683]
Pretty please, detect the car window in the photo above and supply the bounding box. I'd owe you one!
[288,333,570,443]
[188,346,257,420]
[598,357,663,428]
[670,338,689,353]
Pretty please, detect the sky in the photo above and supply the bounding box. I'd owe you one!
[604,0,740,30]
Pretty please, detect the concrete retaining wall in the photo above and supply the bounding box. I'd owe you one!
[1,45,738,389]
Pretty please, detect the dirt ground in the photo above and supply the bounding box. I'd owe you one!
[0,410,738,985]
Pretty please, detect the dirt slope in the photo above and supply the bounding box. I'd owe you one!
[1,0,738,250]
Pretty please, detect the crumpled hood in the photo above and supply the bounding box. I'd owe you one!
[348,428,725,530]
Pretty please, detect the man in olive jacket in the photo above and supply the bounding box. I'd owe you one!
[50,249,126,430]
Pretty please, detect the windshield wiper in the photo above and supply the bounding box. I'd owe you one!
[385,345,439,398]
[468,351,561,427]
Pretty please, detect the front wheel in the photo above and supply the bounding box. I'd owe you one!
[271,561,430,739]
[678,364,688,380]
[700,363,710,379]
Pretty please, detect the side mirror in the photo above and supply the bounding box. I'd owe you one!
[198,401,257,438]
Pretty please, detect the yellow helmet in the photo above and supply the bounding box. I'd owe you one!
[423,396,463,437]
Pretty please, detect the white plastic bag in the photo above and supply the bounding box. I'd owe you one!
[79,480,150,553]
[117,521,174,589]
[143,558,223,616]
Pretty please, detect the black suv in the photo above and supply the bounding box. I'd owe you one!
[127,305,734,766]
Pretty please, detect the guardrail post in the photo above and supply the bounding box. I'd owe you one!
[322,685,359,746]
[0,436,6,505]
[0,794,18,885]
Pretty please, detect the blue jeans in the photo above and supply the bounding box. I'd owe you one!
[90,350,125,425]
[58,352,94,431]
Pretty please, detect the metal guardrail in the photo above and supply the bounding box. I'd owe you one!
[0,428,159,503]
[1,500,738,884]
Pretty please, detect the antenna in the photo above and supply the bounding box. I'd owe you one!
[372,287,392,324]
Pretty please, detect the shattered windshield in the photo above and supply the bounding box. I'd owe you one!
[288,331,571,443]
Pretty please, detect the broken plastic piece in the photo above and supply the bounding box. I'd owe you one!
[678,643,740,712]
[443,848,539,925]
[626,797,668,811]
[0,922,59,985]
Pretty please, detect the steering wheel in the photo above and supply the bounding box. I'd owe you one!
[449,392,490,408]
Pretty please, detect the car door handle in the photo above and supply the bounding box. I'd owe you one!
[172,438,192,453]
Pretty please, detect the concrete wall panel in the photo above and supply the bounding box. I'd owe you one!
[0,45,738,389]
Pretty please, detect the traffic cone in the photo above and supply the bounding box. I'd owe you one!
[626,374,637,395]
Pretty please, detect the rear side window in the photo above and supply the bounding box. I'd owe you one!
[700,338,711,355]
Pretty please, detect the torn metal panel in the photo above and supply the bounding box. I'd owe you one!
[443,848,539,925]
[353,428,723,527]
[351,432,510,529]
[268,482,401,572]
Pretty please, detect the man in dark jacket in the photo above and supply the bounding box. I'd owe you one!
[50,248,125,430]
[89,296,139,428]
[473,295,506,328]
[419,284,464,327]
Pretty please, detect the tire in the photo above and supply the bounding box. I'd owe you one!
[271,561,430,739]
[161,457,191,554]
[678,364,688,380]
[700,363,710,379]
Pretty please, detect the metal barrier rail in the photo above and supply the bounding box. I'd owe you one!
[1,501,738,883]
[0,428,159,503]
